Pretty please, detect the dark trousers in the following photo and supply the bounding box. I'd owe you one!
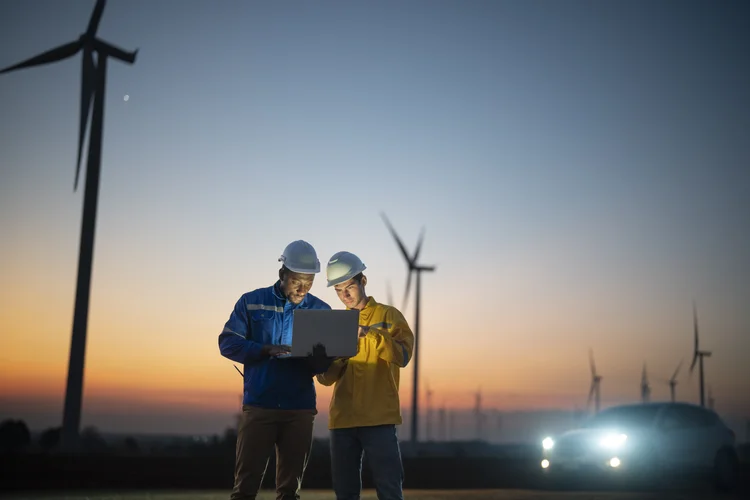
[231,405,316,500]
[330,424,404,500]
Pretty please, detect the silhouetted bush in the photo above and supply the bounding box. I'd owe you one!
[0,419,31,453]
[38,427,61,452]
[80,426,108,453]
[123,436,139,453]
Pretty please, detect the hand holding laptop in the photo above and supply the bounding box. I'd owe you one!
[308,343,335,372]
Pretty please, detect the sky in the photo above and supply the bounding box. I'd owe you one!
[1,0,749,438]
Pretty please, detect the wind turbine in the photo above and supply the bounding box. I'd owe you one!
[640,363,651,403]
[689,302,712,407]
[587,349,602,413]
[381,212,436,444]
[667,359,683,402]
[0,0,138,450]
[707,386,715,410]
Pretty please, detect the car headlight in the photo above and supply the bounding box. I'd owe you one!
[599,433,627,448]
[542,437,554,450]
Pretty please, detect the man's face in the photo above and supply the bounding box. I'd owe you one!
[280,270,314,304]
[334,276,367,310]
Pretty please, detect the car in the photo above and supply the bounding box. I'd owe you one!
[539,402,740,490]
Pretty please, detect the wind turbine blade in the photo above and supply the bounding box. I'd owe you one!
[412,226,425,262]
[75,47,95,191]
[671,359,683,381]
[402,269,412,311]
[0,40,82,74]
[589,349,597,376]
[380,212,413,265]
[689,352,698,374]
[86,0,107,37]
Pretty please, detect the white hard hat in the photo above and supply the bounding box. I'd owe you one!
[278,240,321,274]
[326,251,366,287]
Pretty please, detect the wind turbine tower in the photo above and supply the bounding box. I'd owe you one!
[640,363,651,403]
[690,303,712,407]
[587,349,603,413]
[0,0,138,450]
[707,386,715,410]
[381,213,436,444]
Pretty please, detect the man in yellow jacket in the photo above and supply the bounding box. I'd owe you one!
[317,251,414,500]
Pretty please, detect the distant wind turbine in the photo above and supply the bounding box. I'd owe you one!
[587,349,602,413]
[689,302,712,407]
[381,212,436,444]
[667,359,683,402]
[0,0,138,450]
[640,363,651,403]
[386,279,394,306]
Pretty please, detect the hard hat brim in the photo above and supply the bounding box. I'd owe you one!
[326,265,366,287]
[281,261,321,274]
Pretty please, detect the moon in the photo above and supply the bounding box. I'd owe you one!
[123,95,129,102]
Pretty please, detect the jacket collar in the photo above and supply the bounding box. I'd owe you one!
[355,296,378,322]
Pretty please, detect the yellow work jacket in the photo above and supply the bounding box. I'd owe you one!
[316,296,414,429]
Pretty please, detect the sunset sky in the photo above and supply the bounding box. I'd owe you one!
[1,0,749,437]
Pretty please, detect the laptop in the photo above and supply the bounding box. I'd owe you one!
[289,309,360,358]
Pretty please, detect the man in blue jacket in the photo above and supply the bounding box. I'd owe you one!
[219,240,334,500]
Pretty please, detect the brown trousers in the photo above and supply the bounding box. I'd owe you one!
[231,405,316,500]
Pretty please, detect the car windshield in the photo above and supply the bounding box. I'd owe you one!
[582,406,661,429]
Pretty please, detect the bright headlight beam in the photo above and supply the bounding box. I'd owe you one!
[599,433,627,448]
[542,437,554,450]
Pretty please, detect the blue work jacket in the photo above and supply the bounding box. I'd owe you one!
[218,281,331,410]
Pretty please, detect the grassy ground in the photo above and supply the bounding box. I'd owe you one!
[0,490,744,500]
